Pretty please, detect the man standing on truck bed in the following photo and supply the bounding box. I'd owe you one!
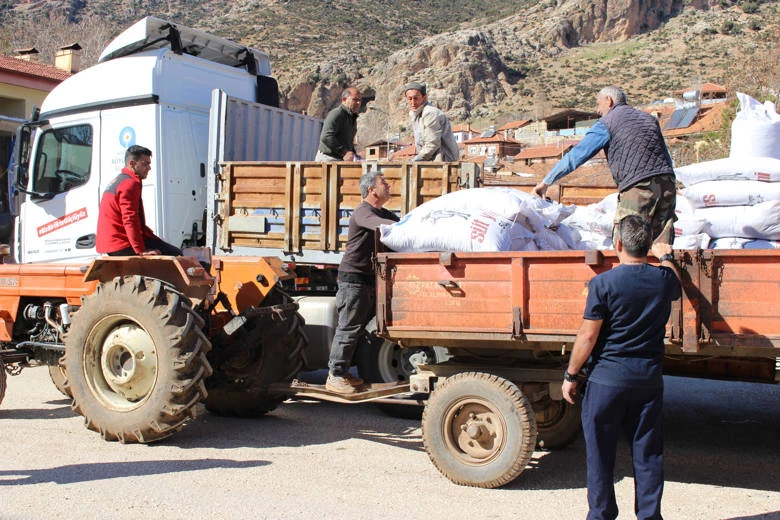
[562,215,681,520]
[96,145,182,256]
[532,85,677,245]
[315,87,363,162]
[404,81,459,162]
[326,171,399,394]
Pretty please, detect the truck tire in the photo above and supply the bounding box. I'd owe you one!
[355,329,447,419]
[422,372,537,488]
[48,363,72,398]
[63,276,212,443]
[0,359,6,406]
[534,396,582,450]
[204,288,306,417]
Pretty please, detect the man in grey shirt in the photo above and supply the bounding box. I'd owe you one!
[326,171,399,394]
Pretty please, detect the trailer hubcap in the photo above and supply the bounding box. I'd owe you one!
[84,316,158,410]
[444,399,507,463]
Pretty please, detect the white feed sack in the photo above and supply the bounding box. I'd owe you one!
[730,92,780,160]
[694,200,780,240]
[674,156,780,187]
[379,187,580,252]
[681,180,780,208]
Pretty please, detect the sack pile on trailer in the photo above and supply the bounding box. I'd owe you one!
[673,92,780,250]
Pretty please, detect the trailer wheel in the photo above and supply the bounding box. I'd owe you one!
[0,359,6,406]
[63,276,212,443]
[48,363,72,398]
[356,330,447,419]
[534,396,582,450]
[204,288,306,417]
[422,372,537,488]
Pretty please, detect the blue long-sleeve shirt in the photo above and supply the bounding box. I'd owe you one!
[542,121,610,186]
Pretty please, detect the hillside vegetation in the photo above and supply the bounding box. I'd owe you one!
[0,0,777,152]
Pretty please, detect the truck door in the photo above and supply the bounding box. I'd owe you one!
[18,116,101,263]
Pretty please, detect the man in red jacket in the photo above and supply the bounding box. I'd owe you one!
[96,145,181,256]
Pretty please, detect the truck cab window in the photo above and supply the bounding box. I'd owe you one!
[31,125,92,195]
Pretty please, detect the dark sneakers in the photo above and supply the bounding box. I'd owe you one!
[325,373,365,394]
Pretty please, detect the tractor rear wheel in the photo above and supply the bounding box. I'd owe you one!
[204,288,306,417]
[63,276,212,443]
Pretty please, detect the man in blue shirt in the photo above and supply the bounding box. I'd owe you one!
[562,215,681,520]
[533,86,676,245]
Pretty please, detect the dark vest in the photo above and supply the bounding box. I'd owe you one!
[600,103,674,191]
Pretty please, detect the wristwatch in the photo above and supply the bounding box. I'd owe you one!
[563,371,578,383]
[660,253,675,264]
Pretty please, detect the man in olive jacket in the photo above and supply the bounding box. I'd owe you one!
[315,87,362,161]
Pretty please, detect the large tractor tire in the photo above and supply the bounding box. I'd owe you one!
[534,396,582,450]
[356,329,448,419]
[0,359,6,406]
[63,276,212,443]
[204,287,306,417]
[48,363,72,398]
[422,372,537,488]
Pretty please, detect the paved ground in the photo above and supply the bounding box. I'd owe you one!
[1,368,779,520]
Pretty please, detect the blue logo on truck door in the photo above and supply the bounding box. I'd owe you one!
[119,127,136,148]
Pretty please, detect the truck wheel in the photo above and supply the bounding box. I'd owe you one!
[63,276,212,443]
[48,363,72,398]
[0,359,6,406]
[205,288,306,417]
[534,396,582,449]
[422,372,537,488]
[356,330,447,419]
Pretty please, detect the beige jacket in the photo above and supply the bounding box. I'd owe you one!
[410,103,459,161]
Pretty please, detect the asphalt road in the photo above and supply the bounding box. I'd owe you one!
[1,368,779,520]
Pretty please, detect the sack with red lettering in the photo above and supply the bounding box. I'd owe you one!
[674,156,780,186]
[380,208,514,252]
[682,180,780,208]
[695,200,780,240]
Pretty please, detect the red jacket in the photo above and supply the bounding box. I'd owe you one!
[96,168,157,254]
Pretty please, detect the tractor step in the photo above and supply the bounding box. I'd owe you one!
[283,380,411,404]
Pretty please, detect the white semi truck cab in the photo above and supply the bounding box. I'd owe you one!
[11,16,320,264]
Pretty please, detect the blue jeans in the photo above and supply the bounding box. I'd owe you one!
[327,280,375,376]
[582,380,664,520]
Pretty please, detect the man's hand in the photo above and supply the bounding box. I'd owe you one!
[140,249,161,256]
[650,242,672,259]
[562,379,578,405]
[342,151,356,161]
[532,181,548,198]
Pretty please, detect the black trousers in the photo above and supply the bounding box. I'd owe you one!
[106,237,182,257]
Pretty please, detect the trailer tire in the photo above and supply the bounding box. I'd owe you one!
[356,330,446,419]
[422,372,537,488]
[0,359,6,406]
[204,288,306,417]
[534,396,582,450]
[48,363,72,398]
[63,276,212,443]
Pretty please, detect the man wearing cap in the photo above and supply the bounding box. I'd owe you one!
[404,81,459,162]
[315,87,363,162]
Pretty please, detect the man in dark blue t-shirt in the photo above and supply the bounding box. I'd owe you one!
[562,215,681,520]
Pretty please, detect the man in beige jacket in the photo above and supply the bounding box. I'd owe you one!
[404,81,459,162]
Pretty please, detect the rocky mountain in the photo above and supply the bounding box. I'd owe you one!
[1,0,777,145]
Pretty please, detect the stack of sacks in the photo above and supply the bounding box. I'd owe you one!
[379,187,581,252]
[561,193,617,250]
[674,93,780,249]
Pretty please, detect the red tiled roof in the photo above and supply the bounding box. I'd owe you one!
[391,144,416,157]
[0,54,71,82]
[515,143,574,160]
[496,119,530,131]
[662,101,729,137]
[463,134,520,144]
[452,123,480,133]
[673,82,727,95]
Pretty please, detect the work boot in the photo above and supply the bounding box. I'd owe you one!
[325,373,365,394]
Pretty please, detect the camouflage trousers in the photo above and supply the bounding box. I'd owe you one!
[613,174,677,245]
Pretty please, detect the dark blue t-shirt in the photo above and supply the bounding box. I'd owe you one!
[583,263,682,388]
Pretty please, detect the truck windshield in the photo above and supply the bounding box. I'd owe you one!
[32,125,92,195]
